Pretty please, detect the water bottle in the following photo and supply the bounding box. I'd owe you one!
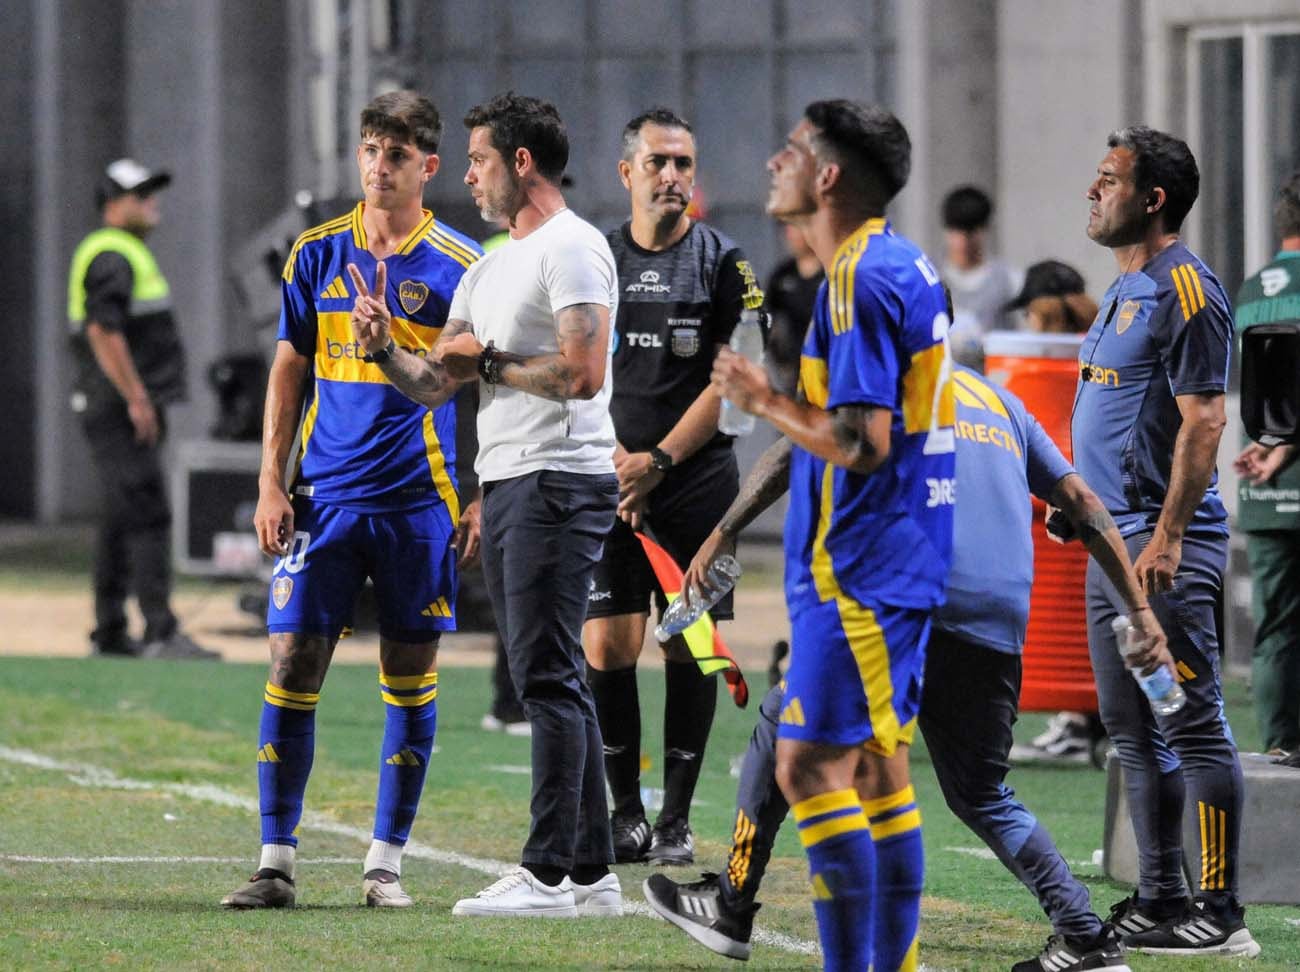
[1111,614,1185,715]
[718,310,765,437]
[655,555,743,642]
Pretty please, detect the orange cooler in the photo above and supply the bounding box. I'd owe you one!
[984,332,1095,713]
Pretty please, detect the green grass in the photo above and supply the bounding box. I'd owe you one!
[0,656,1294,971]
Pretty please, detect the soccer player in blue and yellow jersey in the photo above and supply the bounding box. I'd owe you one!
[1076,127,1260,958]
[707,100,953,972]
[221,91,481,911]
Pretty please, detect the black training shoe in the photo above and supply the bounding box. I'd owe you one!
[1011,925,1130,972]
[648,817,695,866]
[611,811,651,863]
[643,872,756,961]
[1105,891,1185,940]
[1126,898,1261,958]
[221,868,296,909]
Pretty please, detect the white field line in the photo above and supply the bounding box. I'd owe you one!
[1,855,359,865]
[943,845,998,861]
[0,746,819,959]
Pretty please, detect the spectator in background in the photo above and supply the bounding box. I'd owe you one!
[67,159,219,661]
[941,185,1024,367]
[1011,259,1100,334]
[1232,171,1300,764]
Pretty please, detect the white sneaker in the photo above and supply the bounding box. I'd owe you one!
[363,871,413,908]
[452,866,577,918]
[563,873,623,917]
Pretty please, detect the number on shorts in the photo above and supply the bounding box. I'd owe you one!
[273,531,311,574]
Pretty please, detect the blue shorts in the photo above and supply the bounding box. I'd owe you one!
[778,595,930,752]
[266,497,458,642]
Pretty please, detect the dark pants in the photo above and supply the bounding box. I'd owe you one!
[1087,529,1243,902]
[82,403,176,647]
[480,470,618,871]
[1246,530,1300,751]
[722,632,1099,938]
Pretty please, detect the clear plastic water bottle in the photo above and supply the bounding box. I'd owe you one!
[655,555,743,642]
[1111,614,1185,715]
[718,310,765,437]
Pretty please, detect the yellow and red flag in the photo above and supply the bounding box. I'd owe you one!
[635,532,749,708]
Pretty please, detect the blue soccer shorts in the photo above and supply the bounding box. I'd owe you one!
[266,497,458,642]
[778,594,931,753]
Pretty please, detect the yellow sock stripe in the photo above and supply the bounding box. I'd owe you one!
[798,808,869,849]
[381,687,438,707]
[792,788,862,822]
[380,672,438,690]
[863,784,916,819]
[264,682,319,710]
[870,807,922,841]
[899,935,920,972]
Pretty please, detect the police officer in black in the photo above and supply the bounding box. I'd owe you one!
[68,159,218,660]
[584,109,764,865]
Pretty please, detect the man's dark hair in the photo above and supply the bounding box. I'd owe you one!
[464,92,569,183]
[1276,171,1300,240]
[941,186,993,231]
[804,100,911,205]
[1106,126,1200,232]
[360,90,442,154]
[621,107,693,161]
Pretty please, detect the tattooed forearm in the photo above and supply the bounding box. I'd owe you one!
[718,438,792,536]
[831,405,881,468]
[1075,506,1117,545]
[494,302,609,401]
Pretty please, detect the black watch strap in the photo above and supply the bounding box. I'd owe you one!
[363,340,396,364]
[478,341,503,384]
[649,447,674,473]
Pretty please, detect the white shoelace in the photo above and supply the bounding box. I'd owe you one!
[474,867,534,898]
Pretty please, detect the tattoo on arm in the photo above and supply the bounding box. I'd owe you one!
[718,438,792,536]
[379,317,469,407]
[496,303,606,401]
[1076,506,1117,545]
[830,405,880,467]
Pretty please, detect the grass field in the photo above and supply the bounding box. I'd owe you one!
[1,652,1295,971]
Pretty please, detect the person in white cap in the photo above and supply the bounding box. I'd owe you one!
[67,158,218,660]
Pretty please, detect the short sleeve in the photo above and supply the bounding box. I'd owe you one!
[1022,407,1075,502]
[1150,273,1232,396]
[449,272,472,328]
[708,249,757,348]
[824,268,901,412]
[277,248,318,355]
[544,228,616,312]
[83,251,133,332]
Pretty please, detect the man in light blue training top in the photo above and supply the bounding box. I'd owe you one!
[647,360,1171,972]
[1076,126,1259,958]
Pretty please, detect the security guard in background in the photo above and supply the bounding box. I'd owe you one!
[67,158,218,660]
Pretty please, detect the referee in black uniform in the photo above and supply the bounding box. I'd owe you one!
[584,108,765,865]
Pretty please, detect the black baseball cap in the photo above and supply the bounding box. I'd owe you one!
[96,158,172,207]
[1006,259,1086,309]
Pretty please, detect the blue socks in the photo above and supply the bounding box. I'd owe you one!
[374,672,438,845]
[257,682,319,849]
[793,788,875,972]
[867,785,924,972]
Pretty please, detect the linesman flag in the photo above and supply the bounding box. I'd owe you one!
[634,532,749,708]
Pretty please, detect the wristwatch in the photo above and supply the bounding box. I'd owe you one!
[362,340,396,364]
[648,447,674,473]
[478,341,504,384]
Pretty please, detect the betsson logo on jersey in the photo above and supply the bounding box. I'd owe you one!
[324,338,429,360]
[626,269,671,294]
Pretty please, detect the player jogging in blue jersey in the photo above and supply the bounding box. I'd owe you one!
[704,100,954,972]
[646,360,1171,971]
[222,91,482,911]
[1075,127,1260,958]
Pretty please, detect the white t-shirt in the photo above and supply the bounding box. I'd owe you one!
[449,208,618,482]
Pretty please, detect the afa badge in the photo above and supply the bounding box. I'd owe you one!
[399,280,429,315]
[1115,299,1141,335]
[671,328,700,357]
[272,576,294,610]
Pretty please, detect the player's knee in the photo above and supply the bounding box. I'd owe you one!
[775,751,830,805]
[268,632,333,693]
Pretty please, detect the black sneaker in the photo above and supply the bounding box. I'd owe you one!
[1126,898,1261,958]
[1105,891,1185,940]
[1011,925,1130,972]
[220,868,296,909]
[648,817,694,866]
[611,811,651,864]
[643,872,756,961]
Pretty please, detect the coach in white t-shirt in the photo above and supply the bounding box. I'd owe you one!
[349,93,623,920]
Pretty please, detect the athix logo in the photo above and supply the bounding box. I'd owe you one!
[626,268,671,294]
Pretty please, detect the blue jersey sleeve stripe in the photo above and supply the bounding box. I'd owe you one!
[282,213,353,283]
[1171,265,1195,320]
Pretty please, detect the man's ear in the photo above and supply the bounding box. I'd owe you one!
[617,158,632,191]
[1146,186,1166,215]
[514,146,532,179]
[816,160,841,199]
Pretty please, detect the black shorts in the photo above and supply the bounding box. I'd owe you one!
[587,448,739,622]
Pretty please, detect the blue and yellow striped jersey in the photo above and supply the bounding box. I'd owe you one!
[784,219,956,612]
[279,203,481,517]
[1071,239,1231,537]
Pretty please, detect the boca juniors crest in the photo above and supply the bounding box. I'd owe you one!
[399,280,429,315]
[272,576,294,610]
